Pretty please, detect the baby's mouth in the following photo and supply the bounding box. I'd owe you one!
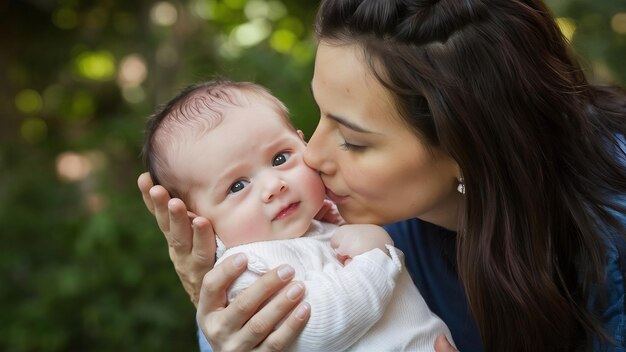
[273,202,300,220]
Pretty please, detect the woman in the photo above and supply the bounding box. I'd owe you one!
[139,0,626,351]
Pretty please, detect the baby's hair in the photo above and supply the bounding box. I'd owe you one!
[141,79,292,201]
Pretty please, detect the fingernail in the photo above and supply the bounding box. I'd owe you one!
[277,265,294,280]
[233,253,247,268]
[295,303,309,319]
[286,283,303,300]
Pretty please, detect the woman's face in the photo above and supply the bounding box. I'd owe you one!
[305,41,462,230]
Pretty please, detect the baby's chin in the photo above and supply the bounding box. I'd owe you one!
[275,218,316,240]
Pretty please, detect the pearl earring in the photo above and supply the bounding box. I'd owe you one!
[457,177,465,194]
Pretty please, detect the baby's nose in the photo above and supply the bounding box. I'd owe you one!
[262,178,288,202]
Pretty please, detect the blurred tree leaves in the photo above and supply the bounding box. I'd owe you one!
[0,0,624,351]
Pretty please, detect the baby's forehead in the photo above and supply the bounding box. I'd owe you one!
[159,86,296,157]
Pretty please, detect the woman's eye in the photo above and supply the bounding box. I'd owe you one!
[272,152,290,166]
[229,180,250,194]
[340,141,366,151]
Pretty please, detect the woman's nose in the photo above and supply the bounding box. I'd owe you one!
[262,177,288,202]
[303,120,335,175]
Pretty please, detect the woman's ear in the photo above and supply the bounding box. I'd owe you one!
[297,129,306,142]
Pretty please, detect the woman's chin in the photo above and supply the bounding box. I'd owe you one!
[337,207,388,226]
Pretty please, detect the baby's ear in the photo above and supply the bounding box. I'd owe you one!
[297,129,306,142]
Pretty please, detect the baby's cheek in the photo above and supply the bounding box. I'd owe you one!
[215,210,269,247]
[237,218,268,241]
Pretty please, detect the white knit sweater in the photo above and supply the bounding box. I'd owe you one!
[215,220,454,351]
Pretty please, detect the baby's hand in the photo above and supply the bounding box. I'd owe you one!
[331,224,393,265]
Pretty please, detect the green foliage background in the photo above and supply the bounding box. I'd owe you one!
[1,0,624,350]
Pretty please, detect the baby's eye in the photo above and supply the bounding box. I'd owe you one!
[272,152,290,166]
[229,180,250,194]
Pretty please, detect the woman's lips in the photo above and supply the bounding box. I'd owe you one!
[325,188,347,204]
[273,202,300,220]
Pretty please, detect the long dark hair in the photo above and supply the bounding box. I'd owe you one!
[316,0,626,350]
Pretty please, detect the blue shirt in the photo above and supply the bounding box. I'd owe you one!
[593,195,626,351]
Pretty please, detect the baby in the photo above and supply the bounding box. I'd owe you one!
[142,79,454,351]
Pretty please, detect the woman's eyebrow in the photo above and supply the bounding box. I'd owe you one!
[325,113,373,134]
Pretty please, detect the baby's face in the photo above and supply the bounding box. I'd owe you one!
[171,99,326,248]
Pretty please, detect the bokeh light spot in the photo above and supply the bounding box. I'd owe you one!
[244,0,286,21]
[244,0,269,20]
[15,89,43,114]
[75,51,116,81]
[56,152,93,182]
[151,2,178,26]
[611,12,626,34]
[270,29,296,53]
[117,54,147,88]
[556,17,576,42]
[231,20,271,47]
[86,192,107,213]
[266,1,287,21]
[191,0,214,20]
[218,36,243,59]
[21,118,48,144]
[592,59,615,83]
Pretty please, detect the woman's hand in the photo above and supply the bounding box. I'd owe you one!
[138,172,216,307]
[435,335,458,352]
[197,256,311,351]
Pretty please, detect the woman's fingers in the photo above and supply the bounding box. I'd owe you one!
[137,172,156,214]
[249,286,310,352]
[198,254,250,314]
[240,281,305,343]
[192,217,217,263]
[226,264,297,329]
[198,261,302,350]
[139,172,216,307]
[166,198,193,254]
[182,217,218,306]
[149,185,173,234]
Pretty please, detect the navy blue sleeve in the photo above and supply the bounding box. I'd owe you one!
[385,218,484,351]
